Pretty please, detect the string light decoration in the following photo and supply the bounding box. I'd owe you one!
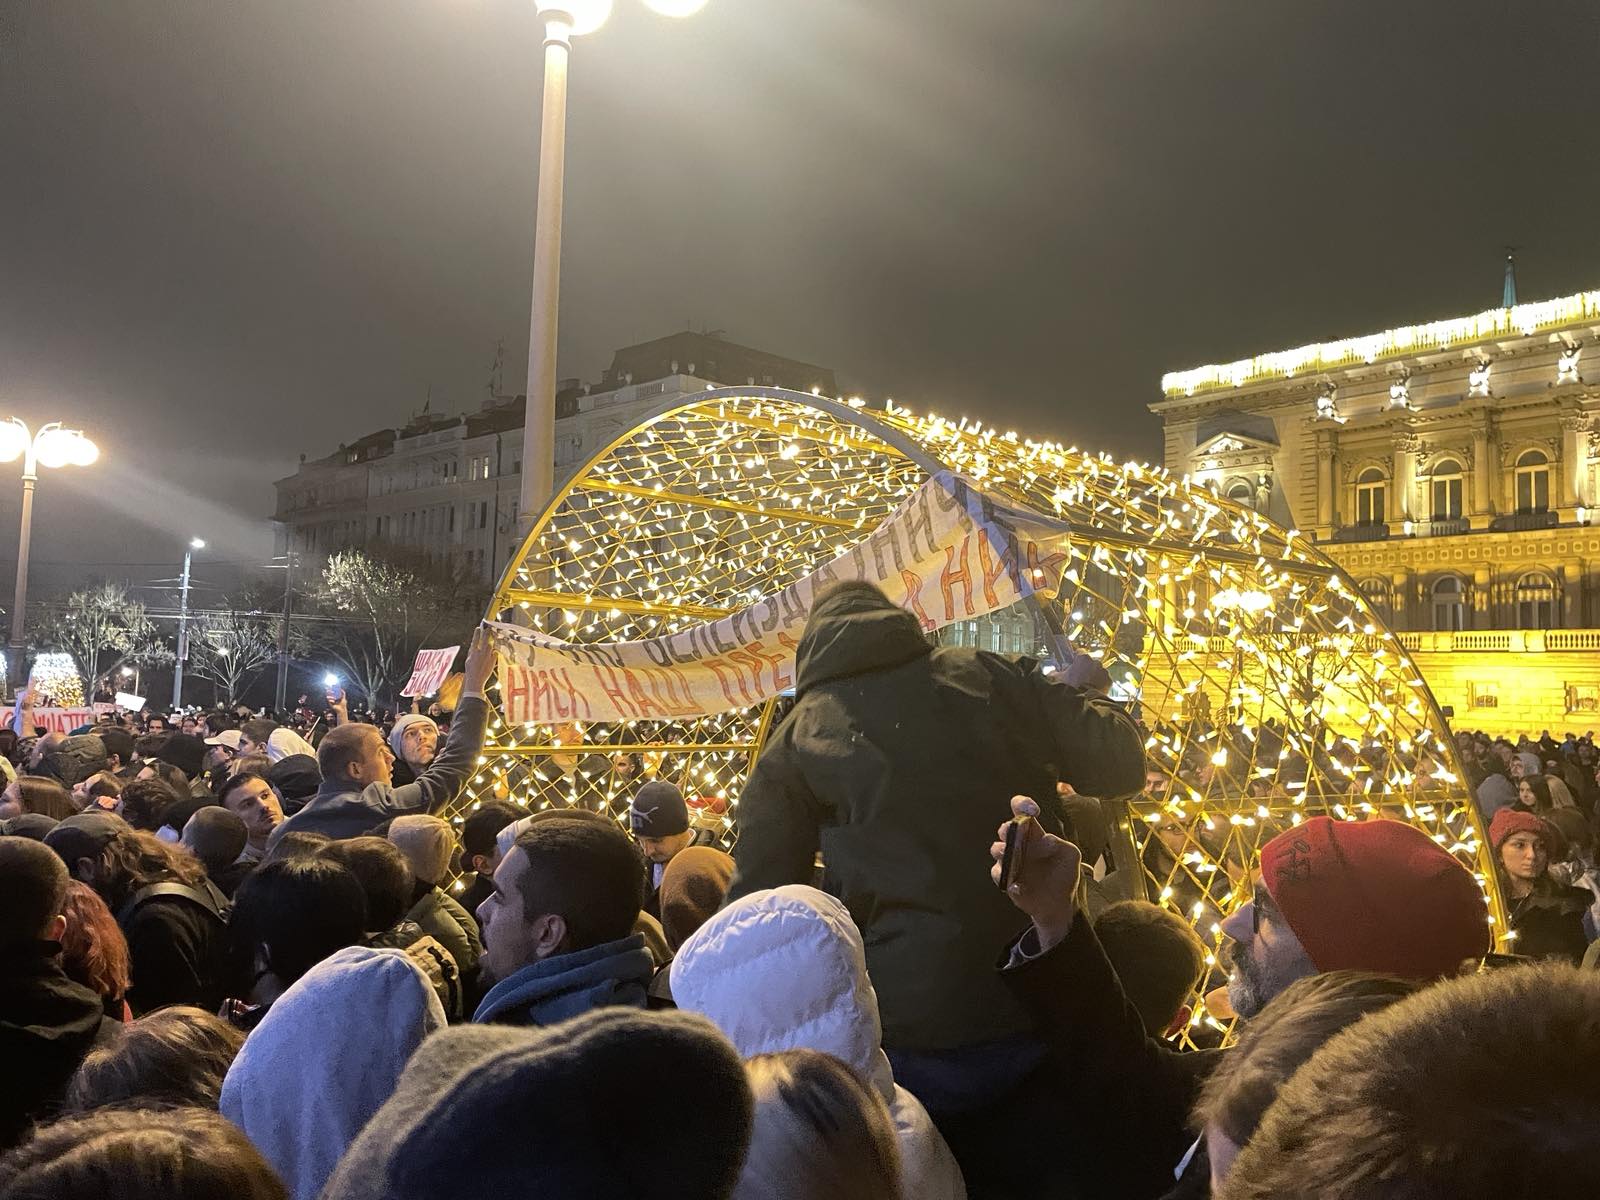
[27,651,85,707]
[459,386,1506,1046]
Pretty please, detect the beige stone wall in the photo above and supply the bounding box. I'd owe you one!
[1403,632,1600,736]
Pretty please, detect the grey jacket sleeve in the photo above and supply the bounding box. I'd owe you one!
[374,696,490,818]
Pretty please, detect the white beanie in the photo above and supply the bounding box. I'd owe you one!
[389,714,439,762]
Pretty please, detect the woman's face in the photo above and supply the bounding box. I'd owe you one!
[0,779,20,820]
[1500,832,1547,882]
[1518,779,1536,807]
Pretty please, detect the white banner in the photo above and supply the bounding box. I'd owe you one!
[489,472,1077,725]
[3,706,101,734]
[401,646,460,697]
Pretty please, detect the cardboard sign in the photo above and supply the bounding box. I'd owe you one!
[114,692,147,712]
[401,646,461,697]
[489,471,1078,725]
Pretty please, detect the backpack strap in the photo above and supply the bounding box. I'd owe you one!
[115,880,229,928]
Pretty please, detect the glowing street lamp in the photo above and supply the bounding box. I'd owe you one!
[0,419,99,694]
[518,0,709,530]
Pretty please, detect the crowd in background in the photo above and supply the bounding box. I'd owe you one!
[2,590,1598,1199]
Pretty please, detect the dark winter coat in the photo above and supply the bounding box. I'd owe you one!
[0,942,119,1150]
[121,888,233,1015]
[728,583,1146,1051]
[1508,881,1592,963]
[268,697,489,847]
[1000,913,1224,1200]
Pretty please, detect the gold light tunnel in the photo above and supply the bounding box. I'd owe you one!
[458,386,1506,1034]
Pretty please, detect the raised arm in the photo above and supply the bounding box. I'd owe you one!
[1027,664,1146,800]
[385,628,493,817]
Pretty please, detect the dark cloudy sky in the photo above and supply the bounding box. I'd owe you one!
[3,0,1599,601]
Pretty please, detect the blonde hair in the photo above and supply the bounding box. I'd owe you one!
[732,1050,901,1200]
[387,815,456,886]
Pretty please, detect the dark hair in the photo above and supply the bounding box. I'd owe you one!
[86,772,124,801]
[1220,964,1600,1200]
[86,829,210,913]
[183,808,248,874]
[1094,901,1209,1036]
[240,718,279,748]
[511,817,644,953]
[0,1106,286,1199]
[260,830,332,866]
[230,857,368,985]
[12,775,75,820]
[0,838,69,949]
[229,753,271,780]
[133,733,169,762]
[319,836,413,932]
[118,778,181,832]
[60,880,131,1004]
[316,723,377,783]
[67,1006,244,1111]
[1519,773,1555,811]
[216,772,270,809]
[461,801,527,861]
[1194,971,1417,1152]
[204,713,234,737]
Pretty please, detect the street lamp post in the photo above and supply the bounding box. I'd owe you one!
[0,419,99,697]
[518,0,710,528]
[172,538,205,710]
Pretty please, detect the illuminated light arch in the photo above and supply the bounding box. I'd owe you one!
[460,387,1506,1040]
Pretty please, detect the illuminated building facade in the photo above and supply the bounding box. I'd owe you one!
[1153,289,1600,733]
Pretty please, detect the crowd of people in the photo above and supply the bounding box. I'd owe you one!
[2,589,1598,1198]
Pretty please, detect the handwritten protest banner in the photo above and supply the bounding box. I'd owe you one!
[2,707,101,734]
[401,646,461,697]
[488,472,1079,725]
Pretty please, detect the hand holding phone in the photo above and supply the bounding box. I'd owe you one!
[990,795,1083,953]
[997,814,1034,892]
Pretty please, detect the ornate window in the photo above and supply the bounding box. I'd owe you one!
[1355,468,1387,527]
[1515,450,1551,514]
[1225,480,1254,510]
[1432,576,1466,632]
[1429,459,1463,521]
[1358,577,1392,621]
[1516,571,1557,630]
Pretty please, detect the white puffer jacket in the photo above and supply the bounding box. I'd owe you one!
[671,885,967,1200]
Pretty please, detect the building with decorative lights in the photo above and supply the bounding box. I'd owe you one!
[272,333,836,583]
[1153,282,1600,734]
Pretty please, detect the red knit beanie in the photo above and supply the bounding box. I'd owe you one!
[1488,806,1551,854]
[1258,816,1490,982]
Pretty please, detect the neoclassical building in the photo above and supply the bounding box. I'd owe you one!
[1152,285,1600,733]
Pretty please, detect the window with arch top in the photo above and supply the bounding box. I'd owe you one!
[1429,459,1463,521]
[1431,575,1467,632]
[1355,467,1387,526]
[1515,450,1551,514]
[1517,571,1557,630]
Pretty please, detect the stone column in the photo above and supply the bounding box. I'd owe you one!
[1473,566,1492,631]
[1315,439,1337,536]
[1392,431,1420,528]
[1391,569,1410,629]
[1470,423,1493,528]
[1561,560,1583,627]
[1560,414,1591,513]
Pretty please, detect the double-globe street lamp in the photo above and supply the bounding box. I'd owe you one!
[518,0,710,527]
[0,419,99,695]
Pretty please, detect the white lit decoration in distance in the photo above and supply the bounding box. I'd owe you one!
[458,386,1506,1048]
[1468,359,1492,396]
[1558,343,1582,382]
[1162,288,1600,396]
[29,652,84,708]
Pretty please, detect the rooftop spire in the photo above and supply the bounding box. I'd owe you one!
[1502,249,1518,308]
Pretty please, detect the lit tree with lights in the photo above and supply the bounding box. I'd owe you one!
[28,582,172,698]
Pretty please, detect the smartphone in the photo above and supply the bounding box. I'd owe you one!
[997,814,1034,890]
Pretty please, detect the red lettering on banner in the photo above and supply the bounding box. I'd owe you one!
[503,664,535,719]
[1026,540,1069,594]
[641,665,699,717]
[939,534,975,620]
[901,569,934,629]
[976,529,1010,608]
[592,665,638,720]
[704,658,752,709]
[621,669,666,719]
[554,669,593,720]
[739,641,789,694]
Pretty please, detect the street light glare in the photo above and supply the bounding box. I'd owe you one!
[536,0,612,36]
[0,420,28,465]
[190,537,206,550]
[34,428,90,470]
[69,435,98,467]
[642,0,709,16]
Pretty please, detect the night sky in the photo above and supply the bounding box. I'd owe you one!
[3,0,1599,601]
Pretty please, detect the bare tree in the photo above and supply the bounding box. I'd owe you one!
[187,607,284,703]
[28,582,173,696]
